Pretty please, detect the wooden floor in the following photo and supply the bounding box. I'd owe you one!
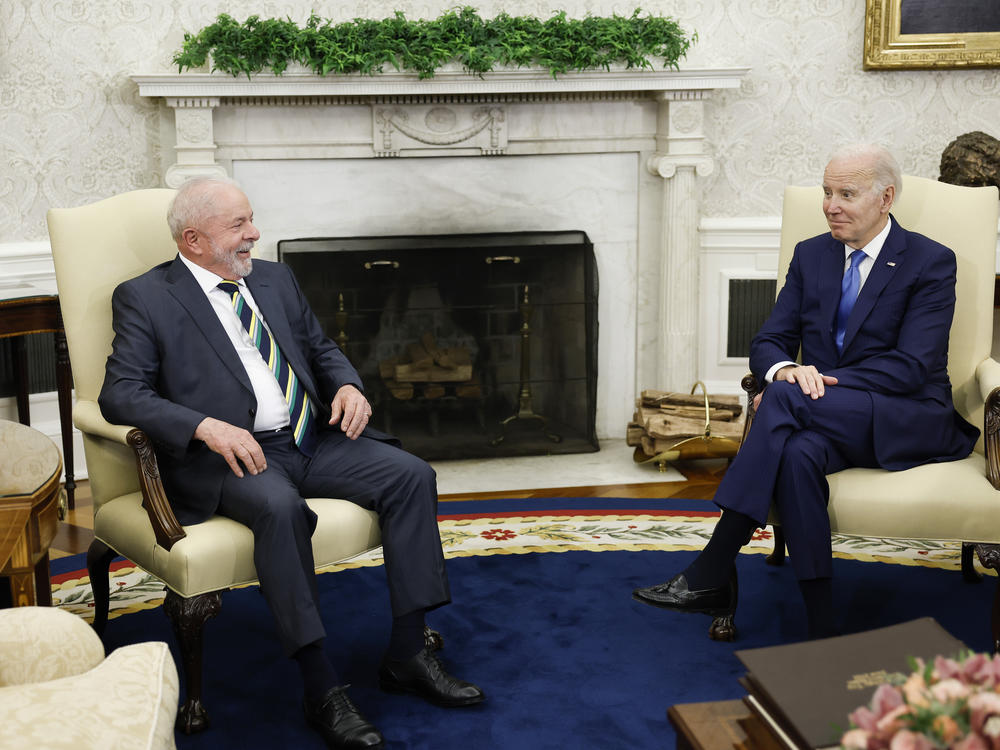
[51,459,727,559]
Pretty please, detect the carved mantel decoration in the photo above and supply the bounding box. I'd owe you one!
[133,65,748,407]
[373,104,507,157]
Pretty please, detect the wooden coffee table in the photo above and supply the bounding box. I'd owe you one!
[0,419,63,606]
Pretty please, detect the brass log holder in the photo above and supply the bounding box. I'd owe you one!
[491,285,562,446]
[634,380,742,472]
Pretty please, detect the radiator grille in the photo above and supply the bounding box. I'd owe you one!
[0,334,57,397]
[727,279,776,358]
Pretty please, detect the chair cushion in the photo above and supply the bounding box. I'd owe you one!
[0,640,179,750]
[826,452,1000,542]
[95,494,381,597]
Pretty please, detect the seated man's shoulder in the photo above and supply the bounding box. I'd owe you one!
[893,223,956,264]
[116,259,175,293]
[797,230,837,249]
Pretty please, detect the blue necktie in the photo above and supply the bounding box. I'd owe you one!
[835,249,867,355]
[217,281,315,454]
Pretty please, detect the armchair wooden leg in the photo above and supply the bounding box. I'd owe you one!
[164,589,223,735]
[86,539,116,635]
[424,625,444,652]
[708,567,739,642]
[993,579,1000,656]
[962,543,983,583]
[975,544,1000,654]
[766,524,786,566]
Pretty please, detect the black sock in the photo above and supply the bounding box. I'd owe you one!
[682,509,757,589]
[293,640,340,704]
[387,610,426,661]
[798,577,836,639]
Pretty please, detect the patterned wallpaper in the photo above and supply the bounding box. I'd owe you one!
[2,0,999,242]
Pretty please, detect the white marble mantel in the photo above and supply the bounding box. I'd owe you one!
[132,66,747,98]
[134,65,748,438]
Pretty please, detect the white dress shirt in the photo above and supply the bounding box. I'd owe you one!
[178,254,291,432]
[764,216,893,382]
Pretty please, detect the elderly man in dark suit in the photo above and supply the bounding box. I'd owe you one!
[99,177,483,750]
[633,144,979,638]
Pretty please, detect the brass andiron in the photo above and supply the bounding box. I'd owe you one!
[492,285,562,446]
[334,293,349,350]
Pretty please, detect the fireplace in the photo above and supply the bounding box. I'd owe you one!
[279,231,598,460]
[133,65,748,442]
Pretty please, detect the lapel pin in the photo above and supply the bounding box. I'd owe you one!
[886,261,896,267]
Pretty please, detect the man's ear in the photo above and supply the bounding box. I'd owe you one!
[881,184,895,213]
[180,227,202,256]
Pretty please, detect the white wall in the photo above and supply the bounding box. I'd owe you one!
[2,0,999,242]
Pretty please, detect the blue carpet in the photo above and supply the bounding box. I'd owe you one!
[88,543,992,750]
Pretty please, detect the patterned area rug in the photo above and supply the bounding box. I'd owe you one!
[52,498,982,621]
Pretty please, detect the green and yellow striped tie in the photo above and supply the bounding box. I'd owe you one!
[218,281,315,452]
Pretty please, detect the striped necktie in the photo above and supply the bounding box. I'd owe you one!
[217,281,315,452]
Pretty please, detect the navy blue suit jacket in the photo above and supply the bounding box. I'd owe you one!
[749,216,979,471]
[99,256,394,525]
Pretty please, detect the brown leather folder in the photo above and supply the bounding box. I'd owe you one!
[735,618,967,750]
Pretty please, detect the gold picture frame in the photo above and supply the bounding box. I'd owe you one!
[865,0,1000,69]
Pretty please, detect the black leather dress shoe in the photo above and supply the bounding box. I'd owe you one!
[304,685,384,750]
[632,568,738,617]
[379,648,485,707]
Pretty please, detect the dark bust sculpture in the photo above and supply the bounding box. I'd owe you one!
[939,131,1000,190]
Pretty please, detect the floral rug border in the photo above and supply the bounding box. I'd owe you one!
[52,513,987,622]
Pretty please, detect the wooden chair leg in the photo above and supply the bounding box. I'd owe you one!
[86,539,116,635]
[974,544,1000,654]
[424,625,444,652]
[765,524,786,566]
[962,542,983,583]
[164,589,223,735]
[993,576,1000,656]
[708,567,738,642]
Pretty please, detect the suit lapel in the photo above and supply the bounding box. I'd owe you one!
[841,217,904,355]
[165,257,254,395]
[818,237,844,351]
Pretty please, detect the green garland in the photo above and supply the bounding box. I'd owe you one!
[172,7,694,79]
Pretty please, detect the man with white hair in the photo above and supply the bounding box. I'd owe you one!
[633,144,979,638]
[100,177,483,750]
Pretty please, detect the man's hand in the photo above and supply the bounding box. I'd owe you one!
[329,384,371,440]
[194,417,266,478]
[774,364,838,400]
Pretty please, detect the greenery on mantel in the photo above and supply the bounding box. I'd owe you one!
[172,7,695,80]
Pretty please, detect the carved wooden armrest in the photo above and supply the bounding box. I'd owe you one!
[984,386,1000,491]
[740,372,763,444]
[125,429,186,551]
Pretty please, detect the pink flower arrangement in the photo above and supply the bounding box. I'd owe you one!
[842,652,1000,750]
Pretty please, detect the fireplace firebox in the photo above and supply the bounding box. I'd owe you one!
[278,231,598,460]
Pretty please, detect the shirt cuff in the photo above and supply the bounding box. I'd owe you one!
[765,361,797,383]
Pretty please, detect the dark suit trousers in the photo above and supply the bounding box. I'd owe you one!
[216,429,450,656]
[714,381,879,580]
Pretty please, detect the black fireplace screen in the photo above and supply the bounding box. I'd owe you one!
[277,231,598,460]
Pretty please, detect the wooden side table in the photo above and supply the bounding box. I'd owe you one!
[0,419,63,606]
[0,294,75,510]
[669,700,752,750]
[669,699,789,750]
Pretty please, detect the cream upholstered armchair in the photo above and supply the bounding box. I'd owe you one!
[46,190,382,733]
[0,606,178,749]
[730,175,1000,646]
